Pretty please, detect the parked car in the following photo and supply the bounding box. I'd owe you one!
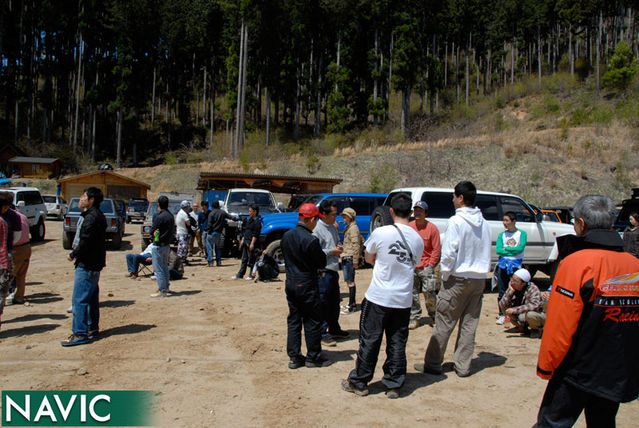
[541,209,562,223]
[371,187,575,277]
[4,187,47,241]
[260,193,387,271]
[140,200,182,251]
[544,206,574,224]
[43,195,68,220]
[62,198,125,250]
[613,188,639,234]
[127,198,149,223]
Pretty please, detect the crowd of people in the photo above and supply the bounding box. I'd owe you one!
[0,182,638,426]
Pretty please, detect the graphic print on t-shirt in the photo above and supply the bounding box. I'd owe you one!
[388,240,411,265]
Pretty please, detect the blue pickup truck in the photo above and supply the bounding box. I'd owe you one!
[259,193,387,270]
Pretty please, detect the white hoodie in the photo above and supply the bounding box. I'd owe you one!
[440,206,492,281]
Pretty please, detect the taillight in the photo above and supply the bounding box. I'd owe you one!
[65,218,70,226]
[111,219,117,227]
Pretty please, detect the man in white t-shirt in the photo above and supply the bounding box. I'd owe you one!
[175,200,193,264]
[342,193,423,399]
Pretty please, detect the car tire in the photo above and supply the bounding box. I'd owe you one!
[31,218,46,242]
[111,230,122,250]
[265,239,285,273]
[62,231,73,250]
[370,205,393,232]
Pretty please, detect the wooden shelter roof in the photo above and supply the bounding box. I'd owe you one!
[197,172,341,194]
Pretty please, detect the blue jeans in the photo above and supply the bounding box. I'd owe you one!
[71,266,100,336]
[318,270,342,337]
[342,257,355,282]
[126,253,151,273]
[152,245,170,292]
[206,232,222,266]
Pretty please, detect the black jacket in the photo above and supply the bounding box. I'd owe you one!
[152,209,175,246]
[241,216,262,242]
[207,209,237,234]
[280,224,326,286]
[69,205,106,271]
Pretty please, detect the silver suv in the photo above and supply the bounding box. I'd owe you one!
[63,198,125,250]
[4,187,47,241]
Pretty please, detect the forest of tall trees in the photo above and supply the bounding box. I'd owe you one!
[1,1,638,170]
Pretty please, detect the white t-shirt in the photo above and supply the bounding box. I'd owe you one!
[364,223,424,309]
[175,209,190,235]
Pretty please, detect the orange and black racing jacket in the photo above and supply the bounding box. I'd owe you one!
[537,229,639,403]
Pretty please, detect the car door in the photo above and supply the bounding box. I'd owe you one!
[498,196,547,262]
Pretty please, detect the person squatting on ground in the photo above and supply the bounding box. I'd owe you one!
[6,205,31,306]
[150,196,175,298]
[206,200,238,267]
[0,193,15,330]
[232,204,262,280]
[622,211,639,258]
[494,211,527,325]
[415,181,491,378]
[175,200,192,264]
[408,200,441,330]
[339,207,364,314]
[126,243,154,278]
[62,187,106,346]
[498,268,544,338]
[198,201,210,259]
[535,195,639,427]
[313,199,349,347]
[281,203,330,369]
[342,193,423,399]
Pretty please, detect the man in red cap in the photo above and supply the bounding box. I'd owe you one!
[281,203,330,368]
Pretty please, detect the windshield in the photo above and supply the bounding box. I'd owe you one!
[67,198,113,214]
[301,195,323,207]
[146,201,181,220]
[130,199,149,210]
[227,192,276,211]
[43,196,56,203]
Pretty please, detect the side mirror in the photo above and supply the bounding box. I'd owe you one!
[16,201,25,208]
[277,202,284,211]
[542,215,551,222]
[218,200,225,210]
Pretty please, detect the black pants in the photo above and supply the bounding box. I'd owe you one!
[494,265,511,315]
[347,298,411,390]
[318,270,341,336]
[286,281,323,361]
[236,242,258,277]
[535,376,620,428]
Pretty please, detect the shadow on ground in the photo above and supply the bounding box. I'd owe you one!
[3,313,68,324]
[0,323,61,338]
[99,323,156,338]
[100,300,135,308]
[24,292,64,304]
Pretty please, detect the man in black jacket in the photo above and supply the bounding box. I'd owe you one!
[281,203,330,369]
[151,196,176,297]
[232,204,262,280]
[62,187,106,346]
[206,200,238,267]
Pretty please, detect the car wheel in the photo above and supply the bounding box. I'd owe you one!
[62,231,73,250]
[370,206,393,232]
[265,239,285,273]
[31,218,46,241]
[111,230,122,250]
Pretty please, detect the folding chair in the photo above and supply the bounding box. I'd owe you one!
[138,260,154,277]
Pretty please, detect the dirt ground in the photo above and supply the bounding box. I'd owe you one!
[0,221,636,427]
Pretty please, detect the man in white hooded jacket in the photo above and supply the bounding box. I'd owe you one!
[415,181,491,377]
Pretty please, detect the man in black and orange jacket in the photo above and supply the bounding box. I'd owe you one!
[535,195,639,427]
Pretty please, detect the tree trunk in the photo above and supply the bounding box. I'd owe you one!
[314,55,322,137]
[400,89,409,138]
[373,29,379,127]
[239,21,248,150]
[294,66,301,141]
[387,33,393,121]
[73,32,83,157]
[465,34,470,106]
[234,18,246,157]
[265,87,271,146]
[569,25,574,77]
[202,67,207,127]
[511,39,515,83]
[596,11,602,92]
[538,26,542,88]
[116,107,123,168]
[151,67,156,123]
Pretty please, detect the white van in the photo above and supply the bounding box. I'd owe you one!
[371,187,575,276]
[4,187,48,241]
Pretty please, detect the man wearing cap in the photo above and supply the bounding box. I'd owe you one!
[313,199,348,346]
[339,207,364,314]
[498,268,544,337]
[175,200,192,264]
[281,203,330,368]
[408,200,441,329]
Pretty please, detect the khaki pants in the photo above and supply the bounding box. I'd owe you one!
[12,243,31,301]
[410,265,440,321]
[424,276,484,376]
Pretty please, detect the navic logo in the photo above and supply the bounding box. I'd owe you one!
[2,391,153,426]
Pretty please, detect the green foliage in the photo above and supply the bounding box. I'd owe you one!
[305,154,321,174]
[603,41,638,90]
[369,163,399,193]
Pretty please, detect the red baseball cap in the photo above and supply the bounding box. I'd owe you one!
[298,203,320,219]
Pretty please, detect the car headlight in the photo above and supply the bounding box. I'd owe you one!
[143,226,151,233]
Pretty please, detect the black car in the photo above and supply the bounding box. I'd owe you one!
[614,188,639,233]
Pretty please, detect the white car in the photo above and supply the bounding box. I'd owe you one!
[371,187,575,277]
[43,195,68,220]
[4,187,48,241]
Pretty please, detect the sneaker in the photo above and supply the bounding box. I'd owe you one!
[321,336,337,347]
[231,275,241,280]
[125,272,137,278]
[245,276,254,281]
[305,356,332,368]
[408,319,419,330]
[288,357,306,369]
[341,379,369,396]
[386,388,400,399]
[330,329,349,339]
[88,330,99,341]
[530,328,543,339]
[150,291,167,298]
[414,362,443,375]
[61,334,90,347]
[67,305,73,314]
[150,275,156,280]
[12,298,25,305]
[496,315,506,325]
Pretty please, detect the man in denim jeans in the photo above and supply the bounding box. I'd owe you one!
[151,196,175,297]
[62,187,106,346]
